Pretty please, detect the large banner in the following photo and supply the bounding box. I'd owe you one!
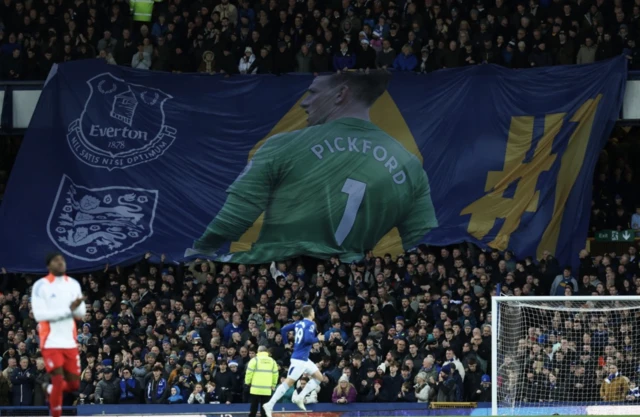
[0,58,627,272]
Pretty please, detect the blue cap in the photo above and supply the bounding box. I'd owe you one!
[441,364,451,374]
[228,361,239,367]
[102,359,112,366]
[481,374,491,383]
[266,319,274,324]
[395,316,405,321]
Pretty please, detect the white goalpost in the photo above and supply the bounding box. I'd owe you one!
[492,296,640,416]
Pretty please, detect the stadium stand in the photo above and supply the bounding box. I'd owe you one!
[0,0,639,80]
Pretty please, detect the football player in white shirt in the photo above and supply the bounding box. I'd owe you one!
[32,253,85,417]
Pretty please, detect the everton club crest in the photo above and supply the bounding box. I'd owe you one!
[67,73,177,170]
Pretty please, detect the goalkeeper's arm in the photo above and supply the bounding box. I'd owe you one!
[398,172,438,249]
[194,193,265,251]
[193,145,276,251]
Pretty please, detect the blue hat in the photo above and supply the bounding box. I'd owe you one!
[228,361,239,367]
[83,323,91,329]
[441,364,452,374]
[395,316,405,322]
[481,374,491,383]
[102,359,112,367]
[266,319,274,324]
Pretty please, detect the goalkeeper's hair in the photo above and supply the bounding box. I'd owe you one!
[329,70,391,107]
[301,305,314,318]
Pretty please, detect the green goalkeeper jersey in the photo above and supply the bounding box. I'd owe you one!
[194,117,437,263]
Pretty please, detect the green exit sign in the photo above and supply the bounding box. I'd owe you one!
[595,230,635,242]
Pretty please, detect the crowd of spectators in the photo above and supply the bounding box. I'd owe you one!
[590,128,640,236]
[0,0,639,80]
[0,241,636,407]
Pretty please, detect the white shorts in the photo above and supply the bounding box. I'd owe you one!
[287,358,319,381]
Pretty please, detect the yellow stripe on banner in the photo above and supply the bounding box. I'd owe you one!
[231,90,422,257]
[537,95,602,259]
[461,112,560,251]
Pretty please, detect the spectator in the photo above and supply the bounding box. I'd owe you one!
[167,386,184,404]
[550,266,579,295]
[366,378,385,402]
[333,40,356,71]
[32,358,47,406]
[239,47,256,74]
[332,375,356,404]
[250,48,273,74]
[276,376,295,403]
[577,37,597,65]
[132,42,151,70]
[529,42,553,67]
[626,380,640,402]
[218,47,239,75]
[97,30,117,54]
[198,51,216,75]
[414,372,431,403]
[292,377,319,405]
[214,361,234,403]
[295,45,312,73]
[119,368,142,404]
[273,42,294,74]
[310,44,330,74]
[188,383,206,404]
[435,364,459,402]
[78,369,96,405]
[356,40,376,70]
[600,365,628,402]
[11,357,34,406]
[393,45,417,72]
[376,40,396,70]
[471,375,491,402]
[95,368,120,404]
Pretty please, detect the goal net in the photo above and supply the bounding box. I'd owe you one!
[492,296,640,416]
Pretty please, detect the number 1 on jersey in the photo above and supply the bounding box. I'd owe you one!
[335,178,366,245]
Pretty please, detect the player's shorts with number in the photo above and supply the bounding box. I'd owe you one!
[287,359,319,381]
[41,348,81,376]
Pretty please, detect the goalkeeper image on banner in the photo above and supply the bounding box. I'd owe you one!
[189,71,437,262]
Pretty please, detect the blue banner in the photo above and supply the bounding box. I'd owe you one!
[0,58,627,272]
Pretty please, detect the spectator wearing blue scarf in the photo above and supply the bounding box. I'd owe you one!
[145,365,169,404]
[119,368,142,404]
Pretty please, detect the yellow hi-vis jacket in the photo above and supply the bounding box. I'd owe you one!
[244,352,279,396]
[129,0,162,22]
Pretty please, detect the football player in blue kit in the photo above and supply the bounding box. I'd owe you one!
[262,305,325,417]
